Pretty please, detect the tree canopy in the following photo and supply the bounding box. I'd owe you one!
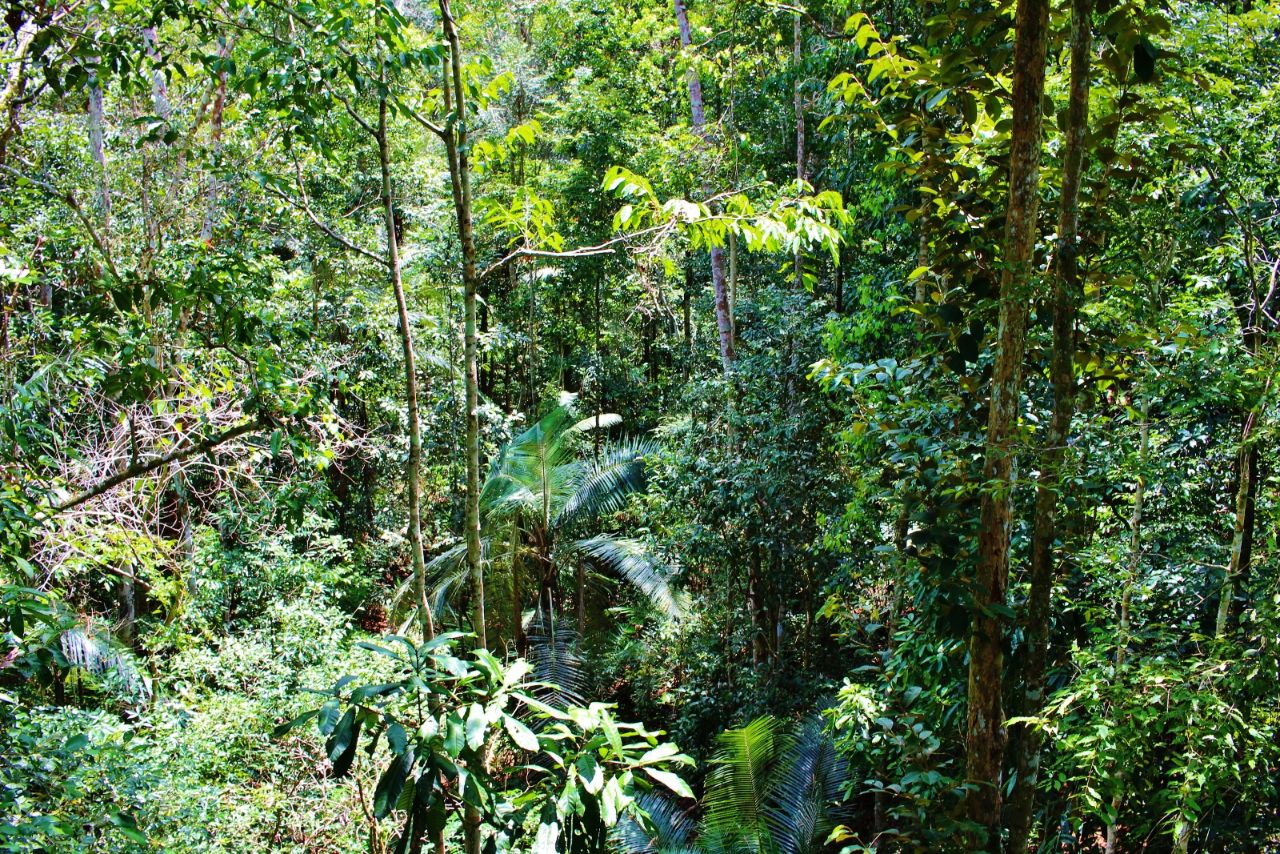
[2,0,1278,850]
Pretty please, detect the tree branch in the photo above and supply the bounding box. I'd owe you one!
[49,417,265,515]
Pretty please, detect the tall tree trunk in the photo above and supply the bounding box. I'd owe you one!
[683,263,693,378]
[748,541,766,667]
[1216,433,1259,638]
[87,70,111,231]
[1212,178,1274,639]
[438,0,486,653]
[512,525,525,655]
[379,94,433,643]
[964,0,1050,840]
[792,13,805,291]
[1005,0,1093,846]
[672,0,734,373]
[0,14,39,165]
[437,10,486,854]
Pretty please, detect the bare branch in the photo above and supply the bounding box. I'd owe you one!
[49,417,265,515]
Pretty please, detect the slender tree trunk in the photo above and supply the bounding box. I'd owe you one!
[673,0,734,373]
[1216,437,1258,638]
[1006,0,1092,847]
[437,11,485,854]
[1104,394,1148,854]
[834,244,844,313]
[512,525,525,654]
[748,542,765,667]
[792,13,805,291]
[0,16,39,164]
[438,0,486,653]
[964,0,1050,840]
[87,71,111,230]
[379,94,433,643]
[201,34,230,244]
[683,263,693,377]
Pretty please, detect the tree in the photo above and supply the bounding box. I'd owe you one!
[1005,0,1094,844]
[964,0,1051,837]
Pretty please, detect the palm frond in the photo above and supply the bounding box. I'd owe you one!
[558,436,658,525]
[391,540,487,633]
[702,716,784,852]
[612,791,699,854]
[568,412,623,433]
[568,534,682,620]
[60,627,150,700]
[763,716,848,854]
[526,611,586,707]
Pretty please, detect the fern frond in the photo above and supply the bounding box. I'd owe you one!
[612,791,699,854]
[702,716,783,852]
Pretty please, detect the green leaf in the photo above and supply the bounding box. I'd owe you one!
[444,713,465,756]
[644,767,694,799]
[274,709,318,738]
[317,699,341,735]
[387,721,408,755]
[374,755,410,819]
[504,715,539,751]
[326,707,357,762]
[577,753,604,794]
[465,703,486,750]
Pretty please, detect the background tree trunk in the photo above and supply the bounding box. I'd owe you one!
[964,0,1050,839]
[439,0,487,653]
[673,0,734,374]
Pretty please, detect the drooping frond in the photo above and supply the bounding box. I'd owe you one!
[612,791,699,854]
[558,436,659,525]
[60,627,150,700]
[526,611,586,707]
[391,540,488,633]
[702,716,784,853]
[485,405,581,522]
[568,534,682,620]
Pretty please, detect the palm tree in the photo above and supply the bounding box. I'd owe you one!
[616,716,847,854]
[399,398,679,647]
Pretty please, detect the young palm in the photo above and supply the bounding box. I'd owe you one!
[401,399,678,643]
[616,716,847,854]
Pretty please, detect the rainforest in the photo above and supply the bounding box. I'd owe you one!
[1,0,1277,850]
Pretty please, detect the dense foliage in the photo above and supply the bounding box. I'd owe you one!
[2,0,1277,850]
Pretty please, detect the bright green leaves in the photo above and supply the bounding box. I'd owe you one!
[602,167,851,267]
[504,714,540,751]
[275,634,692,850]
[481,188,564,252]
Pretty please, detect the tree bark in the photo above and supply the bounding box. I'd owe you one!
[964,0,1050,840]
[673,0,734,373]
[436,9,486,853]
[87,70,111,231]
[379,94,433,643]
[512,525,525,654]
[438,0,487,653]
[1006,0,1092,846]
